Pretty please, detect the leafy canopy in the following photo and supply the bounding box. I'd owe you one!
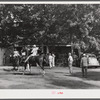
[0,4,100,53]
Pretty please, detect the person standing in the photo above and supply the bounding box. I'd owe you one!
[13,48,20,57]
[68,53,73,74]
[52,53,56,67]
[80,54,88,78]
[49,53,53,68]
[73,52,78,66]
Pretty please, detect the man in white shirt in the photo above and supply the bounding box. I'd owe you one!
[31,45,39,56]
[52,53,56,67]
[13,49,20,57]
[68,53,73,74]
[49,53,53,68]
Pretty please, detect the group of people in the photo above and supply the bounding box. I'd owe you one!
[68,52,88,78]
[12,45,56,68]
[12,45,88,77]
[12,45,39,62]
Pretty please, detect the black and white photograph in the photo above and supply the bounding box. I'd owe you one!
[0,2,100,93]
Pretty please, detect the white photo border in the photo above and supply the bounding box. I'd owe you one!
[0,1,100,99]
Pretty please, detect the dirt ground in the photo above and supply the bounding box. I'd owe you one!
[0,66,100,89]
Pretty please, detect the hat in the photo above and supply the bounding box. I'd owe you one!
[83,54,86,56]
[33,45,36,47]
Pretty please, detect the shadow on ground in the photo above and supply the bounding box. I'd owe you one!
[72,71,100,81]
[10,71,42,76]
[3,68,41,76]
[51,78,100,89]
[3,68,15,71]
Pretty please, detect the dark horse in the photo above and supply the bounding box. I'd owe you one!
[23,53,48,75]
[10,55,20,71]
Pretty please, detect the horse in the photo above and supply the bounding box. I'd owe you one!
[10,54,20,71]
[20,55,27,65]
[23,53,48,75]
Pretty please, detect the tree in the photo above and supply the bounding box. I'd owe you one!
[0,4,100,54]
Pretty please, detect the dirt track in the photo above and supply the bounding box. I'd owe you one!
[0,66,100,89]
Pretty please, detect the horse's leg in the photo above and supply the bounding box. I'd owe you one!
[12,60,15,70]
[17,60,20,71]
[26,63,30,71]
[23,63,26,71]
[23,62,27,75]
[13,63,16,71]
[38,61,45,75]
[17,65,20,72]
[13,65,15,71]
[16,64,19,71]
[30,64,31,74]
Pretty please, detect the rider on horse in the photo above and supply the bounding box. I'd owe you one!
[23,45,46,75]
[25,45,39,63]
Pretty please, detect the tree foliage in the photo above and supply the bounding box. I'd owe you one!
[0,4,100,53]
